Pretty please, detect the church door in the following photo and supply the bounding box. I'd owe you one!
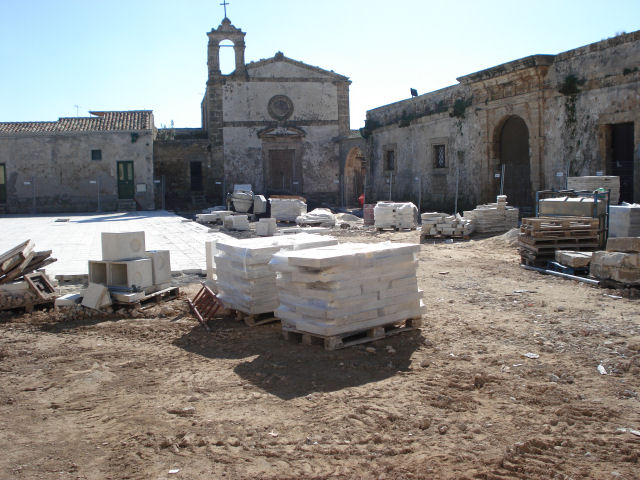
[117,161,135,199]
[499,116,531,214]
[267,149,301,195]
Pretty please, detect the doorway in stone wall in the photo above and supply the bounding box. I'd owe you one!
[607,122,635,203]
[344,147,365,207]
[0,164,6,204]
[266,149,302,195]
[499,115,532,214]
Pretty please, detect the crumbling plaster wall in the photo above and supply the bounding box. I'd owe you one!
[0,131,154,213]
[542,31,640,197]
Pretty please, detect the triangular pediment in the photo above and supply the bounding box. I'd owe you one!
[247,53,349,81]
[257,126,306,139]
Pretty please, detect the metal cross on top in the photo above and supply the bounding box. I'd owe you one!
[220,0,229,17]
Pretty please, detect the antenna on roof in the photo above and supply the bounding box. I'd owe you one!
[73,105,81,117]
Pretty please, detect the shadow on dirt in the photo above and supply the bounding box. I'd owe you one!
[174,319,424,400]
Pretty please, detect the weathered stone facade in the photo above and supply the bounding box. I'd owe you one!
[364,31,640,214]
[156,17,351,208]
[0,111,155,213]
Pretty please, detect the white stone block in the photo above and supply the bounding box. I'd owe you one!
[108,258,153,289]
[101,231,146,261]
[145,250,171,285]
[81,283,111,310]
[55,293,82,307]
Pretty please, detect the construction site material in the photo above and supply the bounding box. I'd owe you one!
[538,196,607,217]
[145,250,171,285]
[256,218,277,236]
[205,232,234,281]
[253,195,267,214]
[374,202,418,230]
[518,216,600,265]
[609,204,640,237]
[363,204,375,225]
[270,242,425,342]
[223,214,250,231]
[421,212,474,238]
[606,237,640,253]
[555,250,593,268]
[187,282,226,332]
[101,231,146,261]
[296,208,336,227]
[0,272,58,311]
[88,258,154,289]
[590,250,640,285]
[0,240,57,284]
[55,293,82,307]
[270,197,307,222]
[196,211,233,224]
[520,264,600,286]
[229,190,254,213]
[81,283,112,310]
[215,233,337,315]
[463,196,519,233]
[567,176,620,205]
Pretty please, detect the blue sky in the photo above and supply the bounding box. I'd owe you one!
[1,0,639,129]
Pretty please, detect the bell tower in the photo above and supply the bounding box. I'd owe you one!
[206,17,246,77]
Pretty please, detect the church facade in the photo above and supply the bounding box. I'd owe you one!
[155,18,351,209]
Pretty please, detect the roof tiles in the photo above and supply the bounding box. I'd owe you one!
[0,110,153,134]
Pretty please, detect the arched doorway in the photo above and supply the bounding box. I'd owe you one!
[499,116,531,213]
[344,147,365,207]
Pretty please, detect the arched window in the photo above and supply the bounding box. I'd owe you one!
[219,39,235,74]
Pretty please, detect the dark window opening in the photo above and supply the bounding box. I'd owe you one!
[384,150,395,171]
[91,149,102,161]
[434,145,446,168]
[190,161,203,191]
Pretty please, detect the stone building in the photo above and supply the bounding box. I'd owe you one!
[363,31,640,215]
[155,17,351,208]
[0,111,155,213]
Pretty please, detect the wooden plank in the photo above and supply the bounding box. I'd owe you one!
[0,240,32,267]
[0,240,35,275]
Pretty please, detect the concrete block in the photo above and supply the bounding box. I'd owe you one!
[55,293,82,307]
[108,258,153,289]
[81,283,111,310]
[253,195,267,215]
[145,250,171,285]
[101,231,146,261]
[111,291,145,303]
[555,250,593,268]
[88,260,108,284]
[256,218,277,236]
[606,237,640,253]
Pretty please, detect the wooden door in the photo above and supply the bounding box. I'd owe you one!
[117,161,135,199]
[608,123,634,202]
[267,149,296,194]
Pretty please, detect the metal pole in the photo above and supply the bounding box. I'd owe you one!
[418,176,422,212]
[500,164,505,196]
[32,177,36,214]
[454,167,460,214]
[161,175,166,210]
[388,172,393,201]
[97,177,102,212]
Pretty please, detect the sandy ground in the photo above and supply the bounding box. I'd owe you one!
[1,229,639,480]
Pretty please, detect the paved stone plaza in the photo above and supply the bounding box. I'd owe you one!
[0,211,211,277]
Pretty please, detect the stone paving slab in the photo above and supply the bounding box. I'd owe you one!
[0,211,212,278]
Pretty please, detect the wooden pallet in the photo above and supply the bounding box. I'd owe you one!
[518,235,599,248]
[114,286,180,309]
[520,226,599,238]
[282,317,423,351]
[233,309,279,327]
[518,240,599,254]
[377,226,414,232]
[521,217,599,230]
[422,233,470,240]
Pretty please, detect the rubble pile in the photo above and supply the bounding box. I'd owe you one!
[215,234,337,315]
[296,208,336,227]
[421,212,474,238]
[463,196,519,233]
[374,202,418,230]
[270,242,425,336]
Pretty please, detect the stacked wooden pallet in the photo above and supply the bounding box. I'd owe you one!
[0,240,56,284]
[270,242,425,349]
[518,216,600,265]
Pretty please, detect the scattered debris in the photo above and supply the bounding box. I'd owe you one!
[523,352,540,359]
[598,364,608,375]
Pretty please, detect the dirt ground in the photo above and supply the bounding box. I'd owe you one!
[1,229,639,480]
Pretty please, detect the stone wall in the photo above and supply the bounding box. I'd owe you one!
[0,130,155,213]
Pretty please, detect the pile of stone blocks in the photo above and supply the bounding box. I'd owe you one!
[421,212,474,238]
[296,208,336,227]
[215,233,337,315]
[590,237,640,285]
[374,202,418,230]
[463,196,519,233]
[205,232,234,282]
[85,232,172,309]
[609,204,640,237]
[256,218,277,236]
[538,196,607,218]
[223,214,250,231]
[270,198,307,222]
[555,250,593,269]
[567,176,620,205]
[270,242,425,336]
[196,210,233,224]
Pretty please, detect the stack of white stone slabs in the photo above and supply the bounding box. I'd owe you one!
[205,232,234,281]
[463,198,519,233]
[374,202,417,229]
[270,198,307,222]
[215,233,337,315]
[609,204,640,237]
[567,176,620,205]
[421,212,474,237]
[271,242,425,336]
